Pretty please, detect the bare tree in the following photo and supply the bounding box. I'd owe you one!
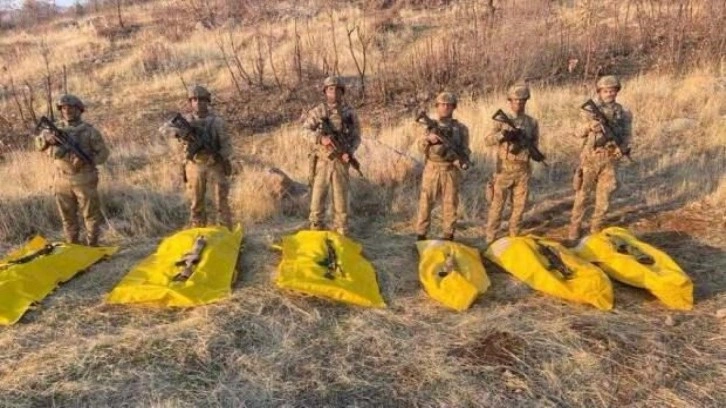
[115,0,124,29]
[346,22,374,100]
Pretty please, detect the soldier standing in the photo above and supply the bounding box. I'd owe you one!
[36,94,110,246]
[174,85,234,229]
[568,75,632,241]
[415,92,470,241]
[301,76,361,236]
[484,84,540,244]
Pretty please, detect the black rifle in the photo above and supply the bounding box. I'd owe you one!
[168,113,231,174]
[0,243,59,270]
[491,109,546,163]
[318,117,364,178]
[536,242,573,280]
[318,238,344,280]
[607,234,655,265]
[580,99,632,161]
[415,111,472,170]
[438,249,457,278]
[35,116,94,165]
[172,235,207,282]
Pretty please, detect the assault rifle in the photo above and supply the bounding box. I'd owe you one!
[319,238,344,280]
[36,116,93,165]
[536,242,573,280]
[607,234,654,265]
[491,109,546,164]
[580,99,632,161]
[438,249,457,278]
[318,117,364,178]
[0,243,59,270]
[166,113,231,174]
[172,235,207,282]
[415,111,472,170]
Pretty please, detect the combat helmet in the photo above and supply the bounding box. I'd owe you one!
[596,75,621,91]
[56,94,85,112]
[507,83,530,100]
[322,76,345,93]
[435,92,458,107]
[188,85,212,101]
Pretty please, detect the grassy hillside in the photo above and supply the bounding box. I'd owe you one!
[0,1,724,406]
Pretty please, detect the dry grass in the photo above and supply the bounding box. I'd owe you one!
[1,1,725,406]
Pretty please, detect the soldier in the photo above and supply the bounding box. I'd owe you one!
[301,76,361,235]
[484,84,540,244]
[415,92,470,241]
[173,85,234,229]
[568,75,632,241]
[35,94,110,246]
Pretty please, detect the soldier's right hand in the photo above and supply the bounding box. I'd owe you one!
[41,130,58,145]
[589,121,603,133]
[321,136,333,146]
[426,132,441,144]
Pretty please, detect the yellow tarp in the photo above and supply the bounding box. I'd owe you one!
[106,226,243,307]
[275,230,385,308]
[416,240,490,311]
[575,227,693,310]
[486,236,613,310]
[0,235,118,326]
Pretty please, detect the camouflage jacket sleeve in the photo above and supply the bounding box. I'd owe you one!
[346,107,361,153]
[576,110,597,139]
[484,120,505,146]
[459,122,471,157]
[531,117,540,148]
[620,107,633,148]
[301,104,324,145]
[87,125,110,165]
[417,124,431,154]
[212,116,232,160]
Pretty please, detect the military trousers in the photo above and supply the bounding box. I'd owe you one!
[185,161,232,229]
[54,170,102,246]
[415,161,461,238]
[486,168,530,243]
[309,157,350,234]
[569,154,617,239]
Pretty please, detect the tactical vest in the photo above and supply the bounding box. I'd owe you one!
[427,119,464,163]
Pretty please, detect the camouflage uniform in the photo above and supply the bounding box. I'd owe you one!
[173,86,234,229]
[35,94,110,246]
[484,88,539,243]
[302,77,361,235]
[415,93,470,240]
[568,76,632,240]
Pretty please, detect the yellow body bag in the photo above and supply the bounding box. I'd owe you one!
[275,230,385,308]
[106,226,242,307]
[575,227,693,310]
[0,235,118,325]
[416,240,489,311]
[486,236,613,310]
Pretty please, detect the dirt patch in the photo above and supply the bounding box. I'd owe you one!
[447,331,525,367]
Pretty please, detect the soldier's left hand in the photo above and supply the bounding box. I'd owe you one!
[321,136,333,146]
[341,153,350,163]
